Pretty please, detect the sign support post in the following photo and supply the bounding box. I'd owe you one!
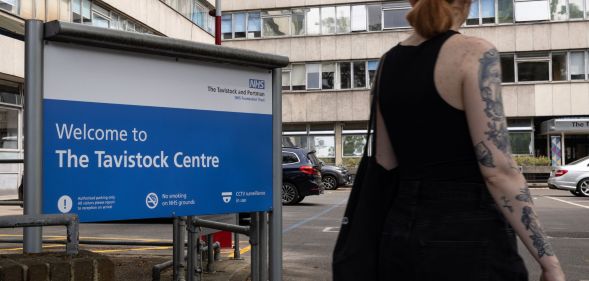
[269,68,283,281]
[24,19,44,254]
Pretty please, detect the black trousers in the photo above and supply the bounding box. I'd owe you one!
[378,180,529,281]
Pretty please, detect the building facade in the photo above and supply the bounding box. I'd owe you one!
[222,0,589,167]
[0,0,216,197]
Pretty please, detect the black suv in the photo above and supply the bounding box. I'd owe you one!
[282,147,324,205]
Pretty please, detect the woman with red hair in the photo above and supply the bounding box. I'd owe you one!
[373,0,566,280]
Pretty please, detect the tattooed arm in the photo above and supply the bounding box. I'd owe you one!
[462,40,564,281]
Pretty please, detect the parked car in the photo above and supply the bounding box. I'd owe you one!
[548,156,589,197]
[320,163,351,190]
[282,147,324,205]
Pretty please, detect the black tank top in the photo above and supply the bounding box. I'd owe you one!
[378,30,484,183]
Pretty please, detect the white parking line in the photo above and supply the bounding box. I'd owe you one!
[545,196,589,210]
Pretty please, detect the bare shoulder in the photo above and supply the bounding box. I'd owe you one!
[457,36,498,64]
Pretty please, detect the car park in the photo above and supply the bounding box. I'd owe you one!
[282,147,324,205]
[548,156,589,197]
[320,163,351,190]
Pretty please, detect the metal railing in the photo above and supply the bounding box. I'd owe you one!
[0,214,79,255]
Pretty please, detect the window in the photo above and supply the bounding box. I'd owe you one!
[322,63,335,90]
[351,5,367,31]
[291,9,305,36]
[509,132,533,154]
[569,0,585,18]
[282,69,291,91]
[262,11,291,37]
[468,0,496,25]
[353,61,367,88]
[193,2,207,27]
[551,0,568,20]
[92,5,110,28]
[72,0,92,24]
[248,12,261,38]
[233,13,246,38]
[498,0,514,23]
[587,0,589,18]
[282,152,299,164]
[310,136,335,158]
[501,54,516,83]
[367,5,382,31]
[282,135,308,149]
[339,62,352,89]
[343,135,367,157]
[292,64,306,90]
[0,108,18,150]
[515,0,550,22]
[321,7,336,34]
[382,9,410,29]
[306,7,321,35]
[467,0,480,25]
[368,60,379,85]
[516,53,550,82]
[222,14,232,39]
[570,51,586,80]
[336,6,351,33]
[551,52,568,81]
[0,0,18,14]
[307,64,321,89]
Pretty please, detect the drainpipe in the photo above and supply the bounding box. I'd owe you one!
[215,0,221,45]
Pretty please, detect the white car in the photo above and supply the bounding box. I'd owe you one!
[548,156,589,197]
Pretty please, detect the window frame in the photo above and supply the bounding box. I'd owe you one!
[515,52,552,83]
[0,0,19,15]
[381,5,412,30]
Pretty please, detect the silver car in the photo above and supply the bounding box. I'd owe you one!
[548,156,589,197]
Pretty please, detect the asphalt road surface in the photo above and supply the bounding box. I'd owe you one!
[1,188,588,280]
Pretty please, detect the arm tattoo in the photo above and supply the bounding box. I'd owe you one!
[475,142,495,167]
[521,206,555,257]
[515,187,534,204]
[500,196,513,213]
[478,49,512,156]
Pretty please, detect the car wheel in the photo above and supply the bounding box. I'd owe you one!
[570,190,582,196]
[576,178,589,197]
[282,182,300,205]
[293,196,306,204]
[322,175,338,190]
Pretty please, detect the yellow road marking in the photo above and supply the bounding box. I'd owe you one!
[0,234,170,243]
[91,246,172,253]
[226,245,251,258]
[1,245,63,251]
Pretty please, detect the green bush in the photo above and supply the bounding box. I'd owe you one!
[342,157,362,170]
[513,155,550,166]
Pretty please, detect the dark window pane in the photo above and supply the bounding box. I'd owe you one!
[339,63,351,89]
[367,5,382,31]
[322,63,335,90]
[383,9,410,28]
[500,55,515,83]
[353,61,366,88]
[343,135,367,157]
[552,53,567,81]
[517,61,549,82]
[0,108,18,149]
[498,0,514,23]
[510,132,532,155]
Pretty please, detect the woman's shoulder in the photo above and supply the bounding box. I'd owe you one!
[452,34,497,57]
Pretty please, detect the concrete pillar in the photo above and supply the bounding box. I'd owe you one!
[335,122,343,166]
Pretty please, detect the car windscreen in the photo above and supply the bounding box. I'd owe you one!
[568,155,589,166]
[306,152,321,166]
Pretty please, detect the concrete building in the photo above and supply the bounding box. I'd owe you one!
[221,0,589,167]
[0,0,216,197]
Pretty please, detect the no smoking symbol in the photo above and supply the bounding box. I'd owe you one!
[145,193,159,209]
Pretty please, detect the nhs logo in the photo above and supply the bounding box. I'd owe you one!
[249,79,265,89]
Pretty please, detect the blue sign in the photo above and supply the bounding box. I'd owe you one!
[42,43,274,222]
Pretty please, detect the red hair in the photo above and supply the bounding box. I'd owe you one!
[406,0,460,38]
